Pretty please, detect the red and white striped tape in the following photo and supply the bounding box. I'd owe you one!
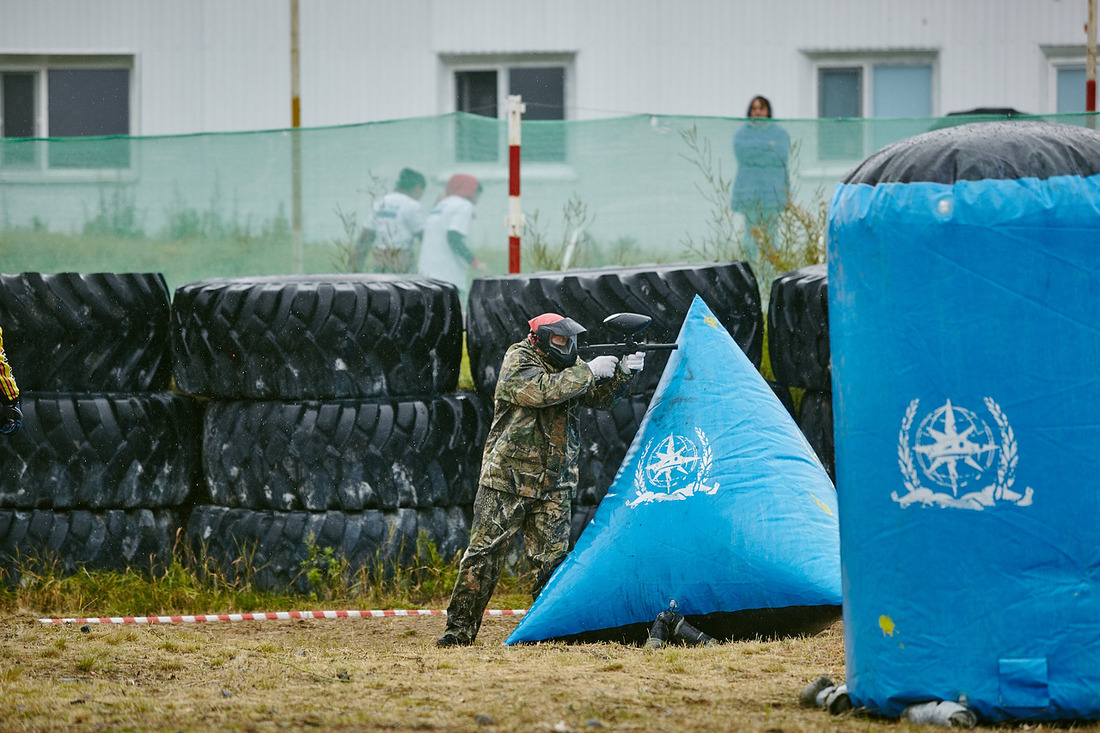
[38,609,527,625]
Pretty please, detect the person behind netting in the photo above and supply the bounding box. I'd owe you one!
[0,326,22,436]
[417,173,487,303]
[355,167,426,273]
[731,95,790,258]
[436,313,645,647]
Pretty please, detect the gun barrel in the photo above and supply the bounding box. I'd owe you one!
[578,342,678,355]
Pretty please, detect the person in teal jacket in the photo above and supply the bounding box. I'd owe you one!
[731,95,790,257]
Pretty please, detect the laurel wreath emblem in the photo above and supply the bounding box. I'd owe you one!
[895,397,1033,510]
[689,427,714,494]
[984,397,1018,499]
[897,399,922,495]
[632,439,650,493]
[627,428,718,507]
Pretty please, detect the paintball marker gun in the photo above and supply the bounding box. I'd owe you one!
[577,312,678,359]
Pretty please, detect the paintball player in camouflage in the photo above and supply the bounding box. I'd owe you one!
[437,313,645,647]
[0,326,21,435]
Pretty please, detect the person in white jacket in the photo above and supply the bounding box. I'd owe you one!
[356,167,426,273]
[417,173,486,301]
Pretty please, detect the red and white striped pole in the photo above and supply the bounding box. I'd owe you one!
[1088,0,1097,129]
[506,95,526,273]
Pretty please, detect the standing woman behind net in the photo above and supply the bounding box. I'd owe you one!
[731,95,790,259]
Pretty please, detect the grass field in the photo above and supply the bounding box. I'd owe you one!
[0,225,1089,731]
[2,607,855,732]
[3,590,1099,731]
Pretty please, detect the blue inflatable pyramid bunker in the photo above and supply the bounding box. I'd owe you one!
[506,295,841,645]
[829,121,1100,722]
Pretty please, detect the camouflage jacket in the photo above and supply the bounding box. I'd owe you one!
[0,326,18,403]
[479,339,632,499]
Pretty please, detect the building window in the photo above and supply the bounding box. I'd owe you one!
[814,56,934,159]
[449,56,570,163]
[509,66,565,163]
[819,67,862,118]
[872,65,933,117]
[1,72,35,167]
[455,70,499,162]
[1055,65,1086,113]
[1,57,133,172]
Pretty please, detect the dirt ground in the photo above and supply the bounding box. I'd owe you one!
[1,612,1097,732]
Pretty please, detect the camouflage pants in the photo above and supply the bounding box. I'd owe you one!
[443,487,571,643]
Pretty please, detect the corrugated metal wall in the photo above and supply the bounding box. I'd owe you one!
[0,0,1088,132]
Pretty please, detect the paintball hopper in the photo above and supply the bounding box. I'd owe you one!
[579,313,678,358]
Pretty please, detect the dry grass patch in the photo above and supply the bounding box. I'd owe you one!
[5,610,1094,731]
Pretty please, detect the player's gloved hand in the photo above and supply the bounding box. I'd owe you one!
[587,355,618,379]
[619,351,645,374]
[0,399,22,435]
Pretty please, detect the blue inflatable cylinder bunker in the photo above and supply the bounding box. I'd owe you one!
[828,120,1100,723]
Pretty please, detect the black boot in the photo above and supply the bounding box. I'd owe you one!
[659,609,718,647]
[644,614,669,648]
[435,633,472,648]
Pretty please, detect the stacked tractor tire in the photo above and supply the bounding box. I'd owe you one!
[173,276,489,593]
[767,264,834,480]
[0,263,834,591]
[0,273,199,582]
[466,263,764,547]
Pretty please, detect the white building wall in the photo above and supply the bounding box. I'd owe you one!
[313,0,1088,123]
[3,0,1088,134]
[2,0,289,135]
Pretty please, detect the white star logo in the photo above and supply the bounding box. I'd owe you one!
[913,399,998,495]
[645,434,699,486]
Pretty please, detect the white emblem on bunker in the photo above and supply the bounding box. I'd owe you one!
[627,428,718,507]
[895,397,1034,510]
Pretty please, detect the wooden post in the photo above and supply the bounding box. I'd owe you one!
[290,0,303,271]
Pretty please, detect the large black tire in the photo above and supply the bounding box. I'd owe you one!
[569,503,599,550]
[575,392,652,506]
[768,264,830,391]
[0,392,202,510]
[0,508,180,582]
[202,393,491,512]
[768,380,797,420]
[186,505,471,594]
[797,390,835,483]
[171,275,463,400]
[0,272,172,392]
[466,263,763,397]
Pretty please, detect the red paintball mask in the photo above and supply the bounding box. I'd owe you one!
[528,313,586,369]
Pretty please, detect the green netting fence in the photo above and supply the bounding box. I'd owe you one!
[0,112,1094,299]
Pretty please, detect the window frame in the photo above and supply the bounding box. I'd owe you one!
[812,53,938,121]
[807,51,938,169]
[440,53,575,179]
[0,54,137,181]
[1043,46,1088,114]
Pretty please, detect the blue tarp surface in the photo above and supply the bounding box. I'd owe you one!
[829,169,1100,722]
[506,295,840,644]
